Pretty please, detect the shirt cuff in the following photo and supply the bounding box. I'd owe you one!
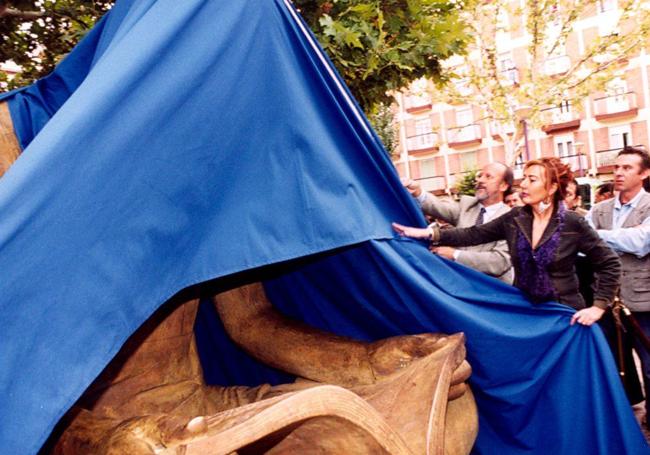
[452,249,461,261]
[416,192,427,204]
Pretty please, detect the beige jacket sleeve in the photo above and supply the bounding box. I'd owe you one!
[452,198,513,282]
[455,241,512,280]
[419,193,461,225]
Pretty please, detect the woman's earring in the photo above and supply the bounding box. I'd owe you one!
[538,197,551,214]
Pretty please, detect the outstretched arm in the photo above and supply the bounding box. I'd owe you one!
[393,211,508,247]
[213,283,450,387]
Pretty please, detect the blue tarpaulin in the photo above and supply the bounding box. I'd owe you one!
[0,0,647,453]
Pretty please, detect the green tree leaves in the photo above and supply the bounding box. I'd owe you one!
[1,0,470,112]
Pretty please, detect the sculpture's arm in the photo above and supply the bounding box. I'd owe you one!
[213,283,448,387]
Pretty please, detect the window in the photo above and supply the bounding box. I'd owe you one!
[555,134,587,173]
[544,4,566,59]
[452,107,477,143]
[606,78,629,111]
[598,1,620,35]
[598,0,617,13]
[498,52,518,84]
[406,78,431,108]
[550,100,572,123]
[460,152,478,172]
[496,6,509,30]
[407,117,437,150]
[544,55,570,75]
[555,134,574,158]
[609,125,631,149]
[420,158,437,177]
[498,53,514,72]
[415,118,432,136]
[455,107,474,126]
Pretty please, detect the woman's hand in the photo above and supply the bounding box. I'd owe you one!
[392,222,431,240]
[570,307,605,326]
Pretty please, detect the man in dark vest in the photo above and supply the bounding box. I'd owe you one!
[587,146,650,420]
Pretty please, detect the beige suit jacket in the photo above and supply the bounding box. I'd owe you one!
[420,193,513,284]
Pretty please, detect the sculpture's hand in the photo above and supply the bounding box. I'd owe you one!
[367,333,449,378]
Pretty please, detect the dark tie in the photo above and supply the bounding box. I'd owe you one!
[475,207,486,226]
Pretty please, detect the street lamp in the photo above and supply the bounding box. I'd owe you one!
[514,105,532,162]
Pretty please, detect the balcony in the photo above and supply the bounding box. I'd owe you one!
[414,175,446,193]
[595,145,645,172]
[540,106,580,133]
[490,120,515,139]
[447,124,482,148]
[544,55,571,76]
[406,132,439,153]
[594,92,638,121]
[500,67,519,85]
[405,94,432,113]
[595,148,619,171]
[559,153,589,176]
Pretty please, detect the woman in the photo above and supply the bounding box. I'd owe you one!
[393,157,621,326]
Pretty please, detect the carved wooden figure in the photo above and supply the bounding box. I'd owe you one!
[0,102,478,454]
[48,284,477,454]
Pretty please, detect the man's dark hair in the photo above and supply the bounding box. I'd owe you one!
[617,146,650,171]
[596,182,614,196]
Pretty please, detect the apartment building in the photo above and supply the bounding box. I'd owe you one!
[393,1,650,195]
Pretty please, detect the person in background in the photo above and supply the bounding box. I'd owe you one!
[565,179,588,216]
[595,182,615,204]
[402,162,513,284]
[394,157,621,326]
[505,190,524,208]
[587,146,650,423]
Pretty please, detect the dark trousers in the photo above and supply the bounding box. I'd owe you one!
[632,311,650,415]
[599,311,644,405]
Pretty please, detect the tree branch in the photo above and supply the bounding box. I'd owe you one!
[0,6,43,19]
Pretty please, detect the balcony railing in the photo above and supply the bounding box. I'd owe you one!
[595,145,645,168]
[406,132,439,151]
[500,67,519,85]
[596,148,619,168]
[593,92,638,120]
[542,107,577,124]
[544,55,571,76]
[489,121,515,138]
[405,95,432,113]
[447,123,482,146]
[540,106,580,132]
[559,153,589,175]
[414,175,446,192]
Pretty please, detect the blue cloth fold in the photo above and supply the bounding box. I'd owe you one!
[0,0,646,453]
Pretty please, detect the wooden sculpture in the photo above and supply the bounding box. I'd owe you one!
[49,283,477,454]
[0,101,478,454]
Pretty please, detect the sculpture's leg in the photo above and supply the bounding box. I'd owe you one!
[0,101,21,177]
[55,386,414,455]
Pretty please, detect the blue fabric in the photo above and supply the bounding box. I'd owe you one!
[265,240,648,453]
[0,0,646,454]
